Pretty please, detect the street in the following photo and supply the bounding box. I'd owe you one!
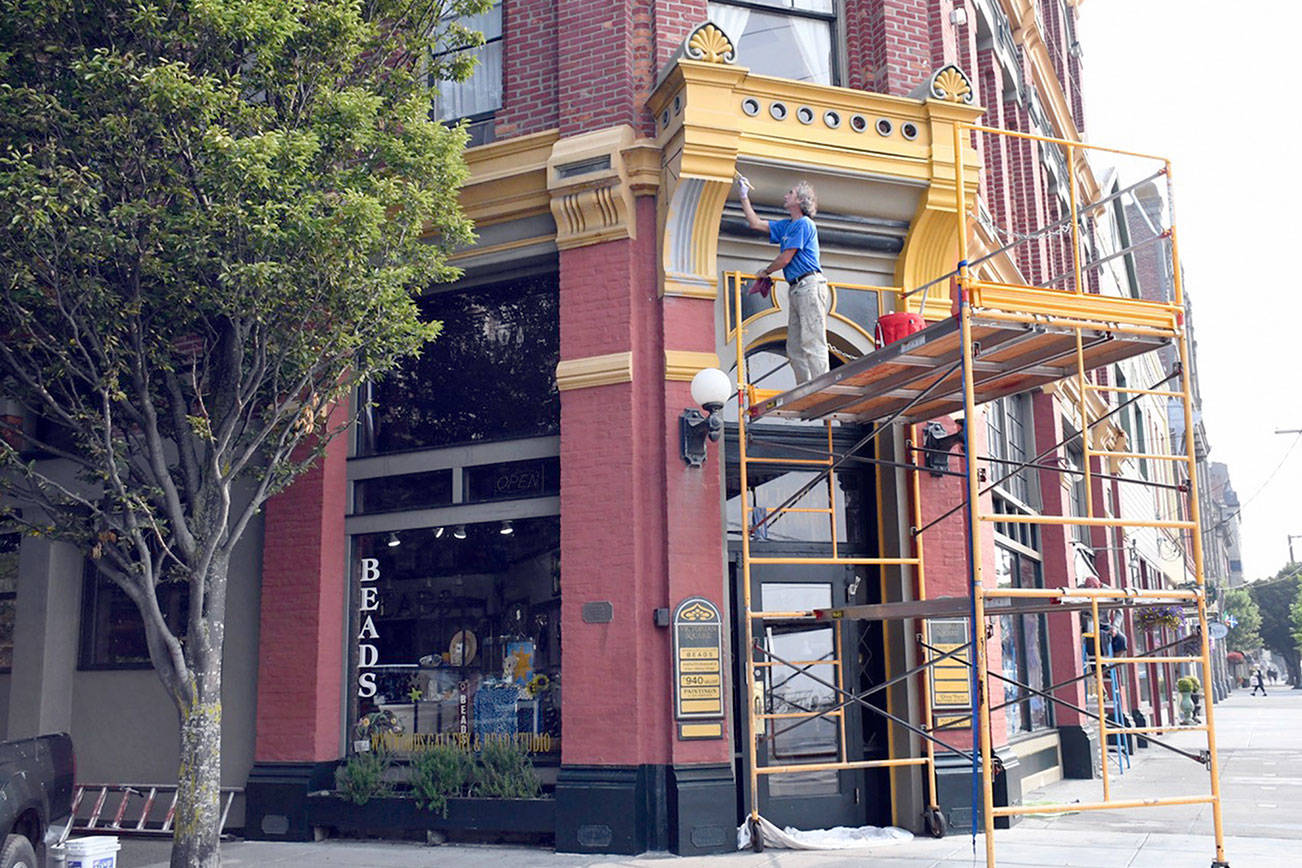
[115,690,1301,867]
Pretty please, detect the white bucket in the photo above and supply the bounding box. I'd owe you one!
[62,836,120,868]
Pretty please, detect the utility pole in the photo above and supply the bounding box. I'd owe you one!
[1289,534,1302,565]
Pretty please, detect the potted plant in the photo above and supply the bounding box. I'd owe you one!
[309,738,554,837]
[1136,605,1184,632]
[1176,675,1200,725]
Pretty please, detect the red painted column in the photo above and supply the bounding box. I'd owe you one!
[253,428,348,763]
[916,414,1006,750]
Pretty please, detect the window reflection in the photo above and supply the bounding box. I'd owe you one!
[358,274,559,455]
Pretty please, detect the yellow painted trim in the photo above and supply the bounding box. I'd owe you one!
[460,130,559,227]
[555,352,633,391]
[447,234,554,264]
[665,351,721,382]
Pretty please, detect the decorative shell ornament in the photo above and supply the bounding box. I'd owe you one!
[685,21,736,65]
[929,65,975,104]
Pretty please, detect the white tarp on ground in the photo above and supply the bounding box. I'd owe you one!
[736,815,914,850]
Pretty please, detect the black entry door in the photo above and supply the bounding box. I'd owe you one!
[733,561,869,830]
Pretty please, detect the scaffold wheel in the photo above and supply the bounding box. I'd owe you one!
[924,807,947,838]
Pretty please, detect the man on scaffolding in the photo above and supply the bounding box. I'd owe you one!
[736,175,830,384]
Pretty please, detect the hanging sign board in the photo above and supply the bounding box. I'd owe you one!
[1207,621,1229,640]
[927,618,972,730]
[672,597,725,740]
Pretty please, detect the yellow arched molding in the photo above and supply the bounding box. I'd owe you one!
[662,176,735,299]
[895,99,984,318]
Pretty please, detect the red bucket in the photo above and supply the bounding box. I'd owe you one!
[874,311,925,346]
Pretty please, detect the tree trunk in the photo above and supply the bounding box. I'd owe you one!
[170,670,223,868]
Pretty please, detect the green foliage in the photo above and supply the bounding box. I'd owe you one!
[1290,585,1302,654]
[1222,587,1262,653]
[410,743,474,816]
[473,738,542,799]
[1250,568,1302,684]
[1177,675,1200,694]
[335,749,393,806]
[0,0,492,857]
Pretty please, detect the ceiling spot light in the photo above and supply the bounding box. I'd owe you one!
[500,521,514,536]
[386,532,401,548]
[433,526,445,539]
[453,525,467,540]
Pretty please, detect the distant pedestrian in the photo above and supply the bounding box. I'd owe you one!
[1268,667,1278,684]
[1251,668,1268,696]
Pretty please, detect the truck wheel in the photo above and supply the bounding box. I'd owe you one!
[0,834,37,868]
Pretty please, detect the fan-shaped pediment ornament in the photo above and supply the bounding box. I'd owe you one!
[685,21,736,65]
[929,65,975,104]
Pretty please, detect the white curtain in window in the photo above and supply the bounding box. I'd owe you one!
[788,17,830,84]
[707,2,751,49]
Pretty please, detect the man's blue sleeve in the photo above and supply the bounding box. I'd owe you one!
[768,218,789,246]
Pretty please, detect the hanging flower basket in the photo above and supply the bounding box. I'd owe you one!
[1135,605,1184,632]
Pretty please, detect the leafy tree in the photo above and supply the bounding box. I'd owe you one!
[1221,587,1261,654]
[0,1,491,864]
[1249,568,1302,687]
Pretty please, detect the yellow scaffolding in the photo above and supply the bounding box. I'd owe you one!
[729,123,1229,867]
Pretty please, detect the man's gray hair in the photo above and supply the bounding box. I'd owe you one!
[793,180,817,217]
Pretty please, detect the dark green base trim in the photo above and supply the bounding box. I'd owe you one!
[555,765,667,854]
[933,747,1022,832]
[244,760,338,841]
[669,764,735,855]
[1058,725,1100,778]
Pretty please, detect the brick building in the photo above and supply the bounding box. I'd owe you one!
[1,0,1213,857]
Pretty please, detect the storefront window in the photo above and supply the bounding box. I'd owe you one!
[351,517,561,761]
[995,544,1052,735]
[79,564,188,668]
[357,273,559,455]
[0,530,18,670]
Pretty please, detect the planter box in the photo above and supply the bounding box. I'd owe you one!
[307,793,554,835]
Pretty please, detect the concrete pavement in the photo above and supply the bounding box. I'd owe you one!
[110,689,1300,866]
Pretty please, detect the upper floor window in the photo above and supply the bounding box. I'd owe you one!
[357,271,560,456]
[434,0,503,124]
[986,393,1039,509]
[708,1,837,85]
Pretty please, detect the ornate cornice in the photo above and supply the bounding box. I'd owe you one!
[555,352,634,391]
[928,66,976,104]
[684,22,736,65]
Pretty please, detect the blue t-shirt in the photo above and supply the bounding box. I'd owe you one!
[769,216,821,284]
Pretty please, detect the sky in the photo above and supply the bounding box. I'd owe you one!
[1074,1,1302,580]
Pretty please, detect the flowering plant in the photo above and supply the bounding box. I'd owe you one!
[1135,605,1184,631]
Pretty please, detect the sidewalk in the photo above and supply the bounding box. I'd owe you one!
[112,690,1301,867]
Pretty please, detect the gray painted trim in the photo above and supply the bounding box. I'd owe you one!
[347,436,560,481]
[343,496,560,535]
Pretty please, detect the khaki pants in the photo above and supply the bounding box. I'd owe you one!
[786,273,830,383]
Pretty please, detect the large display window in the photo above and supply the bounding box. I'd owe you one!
[350,517,561,762]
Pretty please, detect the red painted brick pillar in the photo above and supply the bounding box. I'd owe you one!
[253,430,348,764]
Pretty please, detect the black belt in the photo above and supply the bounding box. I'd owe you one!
[791,269,822,284]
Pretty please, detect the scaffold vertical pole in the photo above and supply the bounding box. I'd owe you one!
[1168,160,1229,865]
[734,273,763,841]
[909,424,942,817]
[953,119,996,866]
[1090,598,1112,801]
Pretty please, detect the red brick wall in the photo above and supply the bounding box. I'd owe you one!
[915,414,1007,748]
[850,0,933,96]
[254,418,349,763]
[495,0,559,138]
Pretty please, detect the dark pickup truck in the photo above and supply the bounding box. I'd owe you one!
[0,734,74,868]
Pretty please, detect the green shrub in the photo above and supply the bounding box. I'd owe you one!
[1177,675,1201,693]
[473,738,541,799]
[335,748,393,805]
[411,743,474,816]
